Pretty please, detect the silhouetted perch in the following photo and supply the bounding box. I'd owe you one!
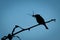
[13,19,56,36]
[1,19,56,40]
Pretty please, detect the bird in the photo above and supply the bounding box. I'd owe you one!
[31,11,48,29]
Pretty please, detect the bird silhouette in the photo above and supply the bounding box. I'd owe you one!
[32,12,48,29]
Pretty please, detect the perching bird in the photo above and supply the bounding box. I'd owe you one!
[32,12,48,29]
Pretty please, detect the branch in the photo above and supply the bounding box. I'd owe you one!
[1,24,40,40]
[13,19,56,36]
[13,24,40,36]
[12,25,24,35]
[45,19,56,23]
[13,36,21,40]
[1,19,56,40]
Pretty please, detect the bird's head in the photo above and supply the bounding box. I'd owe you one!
[32,14,40,18]
[27,11,41,18]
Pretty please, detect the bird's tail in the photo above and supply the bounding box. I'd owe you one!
[44,24,48,29]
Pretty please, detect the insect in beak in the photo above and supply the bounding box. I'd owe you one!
[27,11,35,17]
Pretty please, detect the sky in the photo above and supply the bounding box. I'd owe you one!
[0,0,60,40]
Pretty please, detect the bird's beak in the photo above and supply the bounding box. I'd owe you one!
[32,15,35,17]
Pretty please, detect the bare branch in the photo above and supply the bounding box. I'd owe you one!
[1,19,56,40]
[45,19,56,23]
[13,24,40,36]
[13,36,21,40]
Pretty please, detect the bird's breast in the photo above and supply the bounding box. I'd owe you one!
[35,18,45,24]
